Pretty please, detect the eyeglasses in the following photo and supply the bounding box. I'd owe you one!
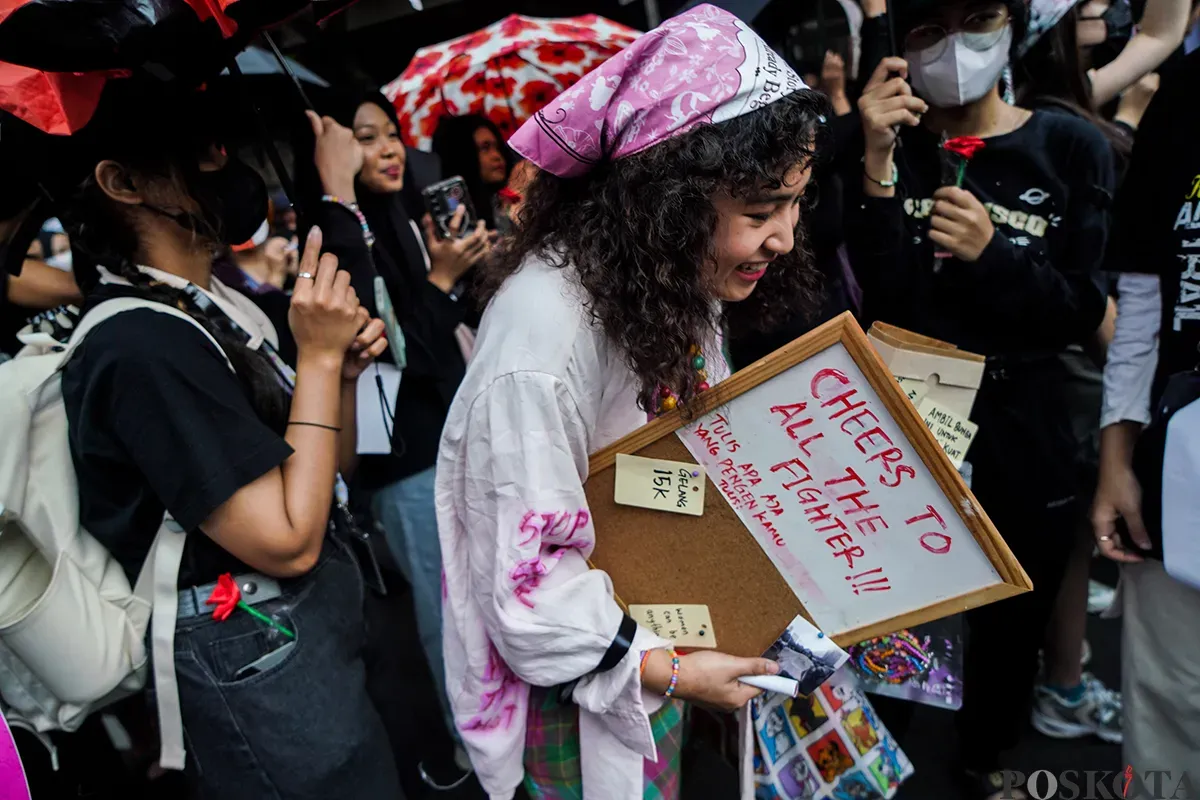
[904,7,1011,64]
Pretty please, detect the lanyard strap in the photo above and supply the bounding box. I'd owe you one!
[178,284,350,507]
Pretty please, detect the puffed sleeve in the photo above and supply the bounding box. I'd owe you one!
[457,370,671,754]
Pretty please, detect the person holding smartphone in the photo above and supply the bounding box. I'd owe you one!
[847,1,1114,797]
[300,90,490,786]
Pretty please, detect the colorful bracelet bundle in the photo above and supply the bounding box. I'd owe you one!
[321,195,375,249]
[852,629,931,685]
[663,648,680,698]
[639,648,682,698]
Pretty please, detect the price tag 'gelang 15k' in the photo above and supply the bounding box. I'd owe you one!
[613,454,705,516]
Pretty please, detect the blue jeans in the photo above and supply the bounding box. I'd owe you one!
[371,467,453,734]
[172,539,402,799]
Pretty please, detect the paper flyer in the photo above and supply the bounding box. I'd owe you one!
[751,670,914,799]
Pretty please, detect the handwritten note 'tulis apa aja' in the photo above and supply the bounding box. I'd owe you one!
[614,454,706,516]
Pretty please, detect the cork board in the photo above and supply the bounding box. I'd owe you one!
[585,313,1030,657]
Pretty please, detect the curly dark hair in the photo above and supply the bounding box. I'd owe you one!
[479,90,830,411]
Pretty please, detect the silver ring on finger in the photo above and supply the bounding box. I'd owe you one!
[297,272,315,280]
[1098,535,1113,543]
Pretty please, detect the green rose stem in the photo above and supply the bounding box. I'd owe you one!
[238,601,296,638]
[955,159,967,188]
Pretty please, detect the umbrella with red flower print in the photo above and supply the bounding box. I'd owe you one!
[383,13,639,151]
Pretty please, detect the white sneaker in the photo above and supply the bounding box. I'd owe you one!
[1031,673,1122,744]
[1087,580,1117,615]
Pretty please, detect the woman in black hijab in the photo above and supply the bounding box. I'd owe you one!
[298,91,488,779]
[430,114,515,229]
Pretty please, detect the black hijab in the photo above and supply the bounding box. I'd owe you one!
[296,90,429,317]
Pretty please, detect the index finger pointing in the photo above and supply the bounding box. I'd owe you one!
[297,226,322,280]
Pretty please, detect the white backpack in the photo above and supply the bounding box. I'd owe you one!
[0,297,231,770]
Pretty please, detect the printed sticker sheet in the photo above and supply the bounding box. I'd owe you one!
[751,670,914,800]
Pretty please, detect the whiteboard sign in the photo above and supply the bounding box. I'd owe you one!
[678,340,1001,637]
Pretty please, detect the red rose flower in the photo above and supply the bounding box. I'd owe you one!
[519,80,560,117]
[944,136,986,160]
[535,43,586,66]
[205,573,241,622]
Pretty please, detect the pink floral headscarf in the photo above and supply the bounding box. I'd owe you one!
[508,4,808,178]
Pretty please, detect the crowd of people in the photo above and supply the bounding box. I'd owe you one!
[2,0,1200,799]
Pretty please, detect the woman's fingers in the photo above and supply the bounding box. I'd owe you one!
[306,110,324,137]
[351,317,386,352]
[313,251,339,300]
[866,56,908,91]
[447,204,467,236]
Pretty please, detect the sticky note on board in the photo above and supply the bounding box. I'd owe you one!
[896,375,931,406]
[614,454,705,516]
[629,604,717,649]
[918,397,978,469]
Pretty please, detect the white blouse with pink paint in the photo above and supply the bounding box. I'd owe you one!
[435,255,732,799]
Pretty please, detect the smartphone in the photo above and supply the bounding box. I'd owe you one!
[422,176,477,239]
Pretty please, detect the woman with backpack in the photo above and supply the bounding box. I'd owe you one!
[847,1,1115,797]
[54,83,401,798]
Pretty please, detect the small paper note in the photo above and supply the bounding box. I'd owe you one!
[918,397,978,469]
[629,604,717,649]
[896,375,930,406]
[614,454,705,516]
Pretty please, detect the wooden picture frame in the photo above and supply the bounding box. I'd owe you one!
[584,312,1030,655]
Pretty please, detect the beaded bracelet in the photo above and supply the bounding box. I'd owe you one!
[322,195,376,249]
[639,650,651,678]
[663,649,680,699]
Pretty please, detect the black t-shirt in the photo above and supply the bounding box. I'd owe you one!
[1104,51,1200,392]
[845,108,1115,357]
[61,288,293,587]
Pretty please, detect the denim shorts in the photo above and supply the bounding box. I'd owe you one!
[171,538,402,799]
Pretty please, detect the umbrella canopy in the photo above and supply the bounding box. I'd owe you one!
[226,44,328,84]
[0,0,348,134]
[383,13,638,151]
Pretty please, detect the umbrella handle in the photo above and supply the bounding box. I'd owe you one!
[262,32,317,112]
[226,59,302,213]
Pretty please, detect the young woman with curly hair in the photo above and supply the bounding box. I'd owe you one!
[435,6,828,799]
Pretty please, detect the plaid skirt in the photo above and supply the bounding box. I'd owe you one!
[523,685,685,799]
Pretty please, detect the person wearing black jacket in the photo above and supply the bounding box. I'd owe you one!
[301,93,489,763]
[846,2,1114,796]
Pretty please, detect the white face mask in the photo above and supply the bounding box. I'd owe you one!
[906,25,1013,108]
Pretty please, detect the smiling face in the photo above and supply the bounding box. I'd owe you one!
[353,101,406,195]
[709,162,812,303]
